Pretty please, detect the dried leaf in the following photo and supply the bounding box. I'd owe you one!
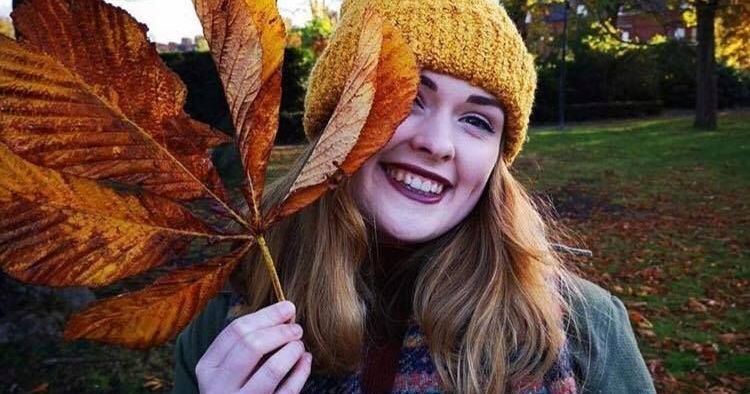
[628,310,654,329]
[143,375,165,391]
[64,243,252,348]
[687,297,709,313]
[1,0,420,347]
[3,0,231,203]
[196,0,285,227]
[28,383,49,394]
[270,9,419,222]
[0,143,241,287]
[12,0,230,195]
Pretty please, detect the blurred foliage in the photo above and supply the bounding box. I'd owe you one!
[194,36,209,52]
[288,17,333,60]
[0,17,14,38]
[160,45,313,145]
[716,2,750,70]
[533,41,750,123]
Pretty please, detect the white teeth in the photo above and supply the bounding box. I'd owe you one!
[385,165,447,195]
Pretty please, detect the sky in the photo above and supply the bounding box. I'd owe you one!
[0,0,342,43]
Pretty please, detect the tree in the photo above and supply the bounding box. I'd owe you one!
[716,1,750,70]
[576,0,743,130]
[693,0,719,129]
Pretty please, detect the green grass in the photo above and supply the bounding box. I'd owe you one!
[519,111,750,203]
[516,110,749,391]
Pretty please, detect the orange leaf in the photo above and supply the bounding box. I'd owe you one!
[64,242,253,348]
[195,0,285,228]
[11,0,230,200]
[270,9,419,223]
[2,0,232,209]
[0,143,244,287]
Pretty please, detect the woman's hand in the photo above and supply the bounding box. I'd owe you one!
[195,301,313,394]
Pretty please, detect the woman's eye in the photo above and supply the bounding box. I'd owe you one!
[412,95,424,109]
[463,115,494,133]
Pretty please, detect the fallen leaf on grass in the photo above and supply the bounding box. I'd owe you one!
[691,342,720,364]
[718,333,747,345]
[28,383,49,394]
[144,375,165,391]
[628,310,654,329]
[687,297,709,312]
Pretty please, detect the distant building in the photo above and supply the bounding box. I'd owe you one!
[155,36,205,53]
[617,8,695,42]
[533,1,695,44]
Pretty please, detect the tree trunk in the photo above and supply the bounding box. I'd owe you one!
[694,0,719,129]
[558,1,570,130]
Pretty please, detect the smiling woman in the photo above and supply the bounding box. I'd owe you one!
[173,0,656,393]
[351,71,505,243]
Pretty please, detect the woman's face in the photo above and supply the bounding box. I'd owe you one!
[351,70,505,243]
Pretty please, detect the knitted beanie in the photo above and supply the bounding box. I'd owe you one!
[303,0,537,165]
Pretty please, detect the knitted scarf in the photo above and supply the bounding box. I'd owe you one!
[300,318,578,394]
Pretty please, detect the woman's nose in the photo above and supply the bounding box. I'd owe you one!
[409,115,456,162]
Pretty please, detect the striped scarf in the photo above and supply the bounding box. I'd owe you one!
[301,319,578,394]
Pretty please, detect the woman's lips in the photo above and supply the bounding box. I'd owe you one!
[382,166,445,205]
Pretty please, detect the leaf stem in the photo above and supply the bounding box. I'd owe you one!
[256,234,285,301]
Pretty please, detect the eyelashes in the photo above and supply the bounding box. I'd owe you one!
[461,115,494,133]
[412,96,495,134]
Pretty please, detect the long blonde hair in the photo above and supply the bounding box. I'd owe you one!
[231,141,574,393]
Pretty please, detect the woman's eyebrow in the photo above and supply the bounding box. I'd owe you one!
[420,75,438,91]
[466,95,502,109]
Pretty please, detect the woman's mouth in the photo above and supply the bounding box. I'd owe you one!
[381,163,450,204]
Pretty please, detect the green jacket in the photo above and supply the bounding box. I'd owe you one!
[173,277,656,393]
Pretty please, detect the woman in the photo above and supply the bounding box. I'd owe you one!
[173,0,655,393]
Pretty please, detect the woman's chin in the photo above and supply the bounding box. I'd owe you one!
[377,219,443,245]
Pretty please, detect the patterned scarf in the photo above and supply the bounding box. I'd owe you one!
[300,318,578,394]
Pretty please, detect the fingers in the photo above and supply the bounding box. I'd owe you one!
[200,301,296,368]
[220,323,304,380]
[242,340,306,393]
[272,352,313,394]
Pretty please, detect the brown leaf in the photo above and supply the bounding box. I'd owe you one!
[196,0,285,227]
[698,343,720,364]
[28,383,49,394]
[628,310,654,329]
[270,9,419,223]
[64,242,252,348]
[2,0,232,206]
[11,0,230,200]
[0,143,242,287]
[687,297,709,313]
[143,375,165,391]
[718,333,747,345]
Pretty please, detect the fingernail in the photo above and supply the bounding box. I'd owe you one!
[280,301,295,316]
[304,352,313,363]
[291,324,303,336]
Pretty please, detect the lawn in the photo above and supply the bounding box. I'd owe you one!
[1,110,747,393]
[515,110,749,393]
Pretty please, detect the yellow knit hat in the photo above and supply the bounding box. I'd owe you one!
[303,0,537,165]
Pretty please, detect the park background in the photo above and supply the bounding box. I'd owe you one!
[0,0,748,393]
